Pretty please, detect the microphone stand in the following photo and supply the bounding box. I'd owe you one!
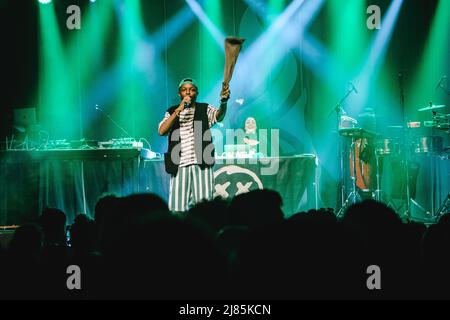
[95,105,142,193]
[329,87,356,217]
[95,105,132,138]
[399,72,411,220]
[328,87,355,118]
[438,83,450,96]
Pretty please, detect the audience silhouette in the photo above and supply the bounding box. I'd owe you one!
[1,191,448,299]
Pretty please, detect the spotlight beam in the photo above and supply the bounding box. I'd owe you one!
[242,0,341,93]
[410,0,450,106]
[38,2,78,139]
[84,5,197,116]
[231,0,321,95]
[350,0,404,113]
[201,0,323,106]
[150,7,197,53]
[185,0,226,51]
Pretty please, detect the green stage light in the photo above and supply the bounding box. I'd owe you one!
[38,1,78,139]
[267,0,285,23]
[410,0,450,114]
[200,0,224,91]
[327,0,368,76]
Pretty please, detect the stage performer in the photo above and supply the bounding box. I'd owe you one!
[158,78,230,212]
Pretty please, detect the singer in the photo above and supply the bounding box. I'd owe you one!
[158,78,230,213]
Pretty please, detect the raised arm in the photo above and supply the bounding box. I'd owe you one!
[158,96,190,136]
[216,84,230,122]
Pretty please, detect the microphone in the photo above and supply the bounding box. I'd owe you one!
[183,97,192,108]
[435,75,447,90]
[349,82,358,94]
[95,104,132,138]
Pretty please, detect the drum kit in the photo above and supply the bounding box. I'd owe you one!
[336,103,450,221]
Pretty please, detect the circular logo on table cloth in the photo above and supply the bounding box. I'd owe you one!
[213,165,264,199]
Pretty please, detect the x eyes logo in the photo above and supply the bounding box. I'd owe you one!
[214,165,264,199]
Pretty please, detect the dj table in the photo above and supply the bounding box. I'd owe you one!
[0,150,317,224]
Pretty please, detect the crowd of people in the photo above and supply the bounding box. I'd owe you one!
[0,190,449,299]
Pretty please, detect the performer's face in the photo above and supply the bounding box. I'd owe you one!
[178,84,198,101]
[245,117,256,132]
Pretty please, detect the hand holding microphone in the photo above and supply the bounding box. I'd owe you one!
[175,96,191,117]
[182,95,192,108]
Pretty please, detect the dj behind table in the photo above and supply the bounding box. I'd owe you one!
[0,145,317,225]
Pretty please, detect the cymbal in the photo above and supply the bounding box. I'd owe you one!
[418,104,446,112]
